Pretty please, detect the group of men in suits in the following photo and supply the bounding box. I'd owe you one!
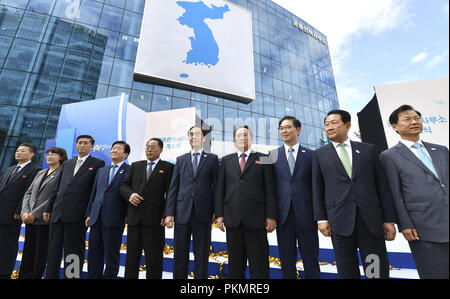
[0,104,447,279]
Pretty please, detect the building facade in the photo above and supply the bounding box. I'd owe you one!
[0,0,338,171]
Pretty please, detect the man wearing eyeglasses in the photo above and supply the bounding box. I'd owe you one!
[271,116,321,279]
[380,105,448,279]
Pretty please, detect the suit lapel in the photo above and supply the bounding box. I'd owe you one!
[194,152,208,180]
[423,142,443,182]
[326,143,349,178]
[107,163,127,189]
[6,163,32,186]
[0,166,15,191]
[71,156,92,183]
[278,146,291,174]
[292,145,306,177]
[350,141,361,180]
[38,166,62,193]
[147,160,162,183]
[395,142,439,181]
[241,152,256,176]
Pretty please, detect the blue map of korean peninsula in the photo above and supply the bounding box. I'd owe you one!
[176,1,230,70]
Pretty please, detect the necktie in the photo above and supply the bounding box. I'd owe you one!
[73,159,83,176]
[412,143,438,178]
[240,153,247,172]
[146,161,155,181]
[287,147,295,175]
[6,166,20,184]
[192,152,199,175]
[338,143,352,178]
[108,165,118,185]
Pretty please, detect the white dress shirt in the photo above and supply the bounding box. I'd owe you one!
[399,138,432,160]
[15,160,31,172]
[284,142,300,161]
[236,148,252,163]
[191,149,204,167]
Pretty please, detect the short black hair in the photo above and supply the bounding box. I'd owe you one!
[112,141,131,155]
[45,147,68,163]
[76,135,95,145]
[18,143,37,153]
[279,115,302,129]
[233,125,253,139]
[187,126,208,137]
[389,105,422,125]
[325,110,351,124]
[147,138,164,149]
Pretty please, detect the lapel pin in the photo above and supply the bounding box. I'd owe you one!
[301,150,306,153]
[431,148,436,151]
[203,154,207,158]
[159,170,164,174]
[120,170,124,174]
[355,150,360,154]
[89,167,93,171]
[255,160,261,164]
[22,175,27,179]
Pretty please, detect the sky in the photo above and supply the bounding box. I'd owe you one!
[271,0,449,136]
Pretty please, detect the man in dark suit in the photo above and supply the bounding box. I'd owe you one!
[85,141,131,279]
[215,125,277,279]
[120,138,174,279]
[312,110,397,279]
[44,135,105,279]
[272,116,320,279]
[0,143,40,279]
[165,126,219,279]
[380,105,448,279]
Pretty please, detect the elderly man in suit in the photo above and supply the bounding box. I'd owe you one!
[165,126,219,279]
[19,147,67,279]
[44,135,105,279]
[120,138,174,279]
[85,141,131,279]
[0,143,40,279]
[312,110,397,279]
[215,125,277,279]
[272,116,320,279]
[380,105,449,279]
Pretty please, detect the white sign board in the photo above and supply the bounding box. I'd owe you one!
[135,0,255,103]
[376,78,449,148]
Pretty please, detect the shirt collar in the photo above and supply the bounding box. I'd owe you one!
[147,158,160,166]
[17,160,31,169]
[111,160,125,168]
[77,154,90,163]
[400,138,424,149]
[331,138,351,149]
[191,149,203,156]
[237,148,252,158]
[284,142,300,154]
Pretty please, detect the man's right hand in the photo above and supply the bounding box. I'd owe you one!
[129,193,144,206]
[318,221,332,237]
[402,228,420,241]
[215,217,225,232]
[43,212,51,223]
[165,216,175,229]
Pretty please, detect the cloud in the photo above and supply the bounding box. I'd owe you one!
[411,52,428,63]
[426,49,449,68]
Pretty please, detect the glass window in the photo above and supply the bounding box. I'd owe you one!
[0,0,28,9]
[104,0,125,9]
[4,38,40,72]
[11,107,48,139]
[252,92,264,114]
[272,78,283,98]
[263,95,274,116]
[207,104,223,127]
[207,95,223,106]
[16,11,50,42]
[0,6,24,37]
[52,0,79,20]
[21,74,57,109]
[0,35,13,68]
[52,77,83,109]
[173,88,190,99]
[109,58,134,88]
[274,98,285,118]
[151,94,172,112]
[76,0,102,26]
[81,83,97,101]
[172,97,190,110]
[96,27,119,57]
[262,74,273,96]
[86,54,112,85]
[33,43,66,77]
[191,100,207,119]
[284,100,294,116]
[60,47,90,81]
[132,80,154,93]
[130,89,152,111]
[0,105,18,139]
[99,4,123,32]
[27,0,56,14]
[154,85,173,96]
[42,17,73,47]
[191,92,207,103]
[116,34,139,61]
[121,10,141,36]
[125,0,145,14]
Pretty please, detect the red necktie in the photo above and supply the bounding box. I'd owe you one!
[240,153,247,172]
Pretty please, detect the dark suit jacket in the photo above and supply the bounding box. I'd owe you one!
[312,141,396,237]
[214,151,278,229]
[45,156,105,223]
[380,141,449,242]
[165,152,219,224]
[21,166,62,225]
[272,145,315,228]
[120,160,174,226]
[0,162,41,224]
[86,163,130,228]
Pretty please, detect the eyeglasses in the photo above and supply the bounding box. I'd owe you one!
[279,125,293,131]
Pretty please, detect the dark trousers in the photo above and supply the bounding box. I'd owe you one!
[331,209,390,279]
[173,211,211,279]
[125,221,164,279]
[45,221,87,279]
[409,240,449,279]
[226,225,269,279]
[18,224,49,279]
[0,220,21,279]
[276,207,321,279]
[87,216,125,279]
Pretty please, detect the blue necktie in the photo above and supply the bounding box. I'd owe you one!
[108,165,118,185]
[412,143,438,178]
[287,147,295,175]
